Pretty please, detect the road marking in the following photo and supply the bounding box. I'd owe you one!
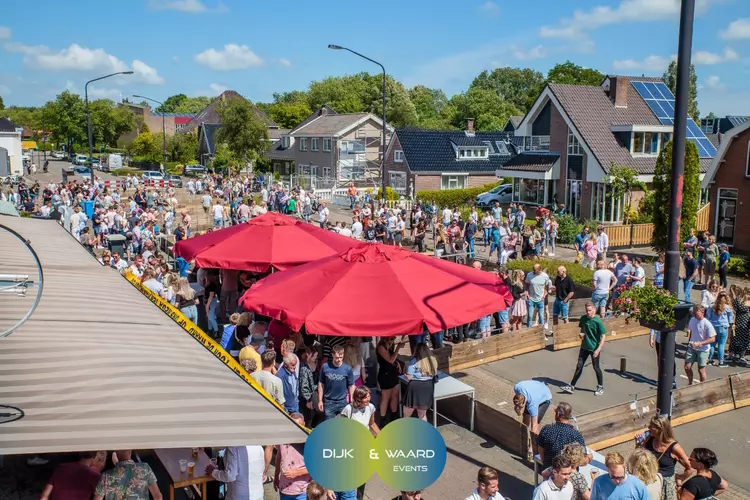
[497,401,507,406]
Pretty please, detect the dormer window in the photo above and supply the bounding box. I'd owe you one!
[631,131,660,155]
[458,147,488,159]
[282,136,290,148]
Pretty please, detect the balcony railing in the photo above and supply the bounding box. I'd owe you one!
[522,135,550,152]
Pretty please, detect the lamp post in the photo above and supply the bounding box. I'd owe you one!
[133,94,168,171]
[657,0,696,418]
[328,44,387,202]
[85,71,133,184]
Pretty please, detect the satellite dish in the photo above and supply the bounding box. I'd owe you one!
[0,223,44,338]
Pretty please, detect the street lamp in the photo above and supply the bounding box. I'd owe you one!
[85,71,133,184]
[657,0,696,418]
[133,94,168,171]
[328,44,388,202]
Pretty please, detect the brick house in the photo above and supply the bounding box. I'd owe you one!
[264,105,391,186]
[498,76,714,222]
[382,120,518,197]
[119,102,196,143]
[701,119,750,251]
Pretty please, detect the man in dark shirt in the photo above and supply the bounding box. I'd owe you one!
[553,265,575,326]
[683,250,699,302]
[375,216,387,244]
[364,221,377,243]
[536,403,590,469]
[40,451,105,500]
[317,344,354,420]
[464,220,478,261]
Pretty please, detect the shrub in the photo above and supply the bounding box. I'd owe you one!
[555,214,580,245]
[416,180,502,209]
[612,285,678,329]
[505,258,594,287]
[112,167,141,176]
[376,187,399,201]
[727,256,748,277]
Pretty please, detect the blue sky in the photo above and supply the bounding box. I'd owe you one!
[1,0,749,116]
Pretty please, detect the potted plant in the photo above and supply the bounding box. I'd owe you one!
[612,285,690,331]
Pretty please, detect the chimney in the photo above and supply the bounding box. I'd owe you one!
[609,77,629,108]
[466,118,475,136]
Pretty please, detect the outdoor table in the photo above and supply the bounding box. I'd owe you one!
[399,370,476,431]
[155,448,215,500]
[533,448,607,486]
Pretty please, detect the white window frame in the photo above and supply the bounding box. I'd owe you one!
[441,174,468,190]
[568,130,582,155]
[282,136,290,148]
[357,129,368,138]
[300,138,307,151]
[389,171,407,192]
[322,166,332,178]
[323,138,331,152]
[311,138,319,151]
[394,150,404,163]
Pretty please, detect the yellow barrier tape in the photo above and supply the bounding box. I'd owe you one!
[123,272,295,419]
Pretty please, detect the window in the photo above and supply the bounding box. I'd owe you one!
[322,167,332,178]
[650,132,659,154]
[390,172,407,193]
[311,138,319,151]
[300,138,307,151]
[568,130,582,155]
[632,132,644,154]
[631,132,660,155]
[524,135,550,151]
[701,119,714,135]
[441,174,467,190]
[394,150,404,163]
[357,129,368,138]
[483,141,495,154]
[591,183,625,223]
[323,138,331,152]
[282,136,290,148]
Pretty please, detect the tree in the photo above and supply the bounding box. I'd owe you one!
[89,99,136,147]
[131,130,162,163]
[409,85,450,128]
[662,61,699,121]
[156,93,188,113]
[212,142,240,171]
[307,74,368,113]
[174,96,213,114]
[215,97,269,172]
[267,102,312,129]
[272,90,309,105]
[705,111,716,120]
[547,61,605,86]
[0,95,4,110]
[447,88,521,131]
[168,131,199,164]
[47,91,86,152]
[652,139,701,250]
[604,164,646,224]
[469,67,545,112]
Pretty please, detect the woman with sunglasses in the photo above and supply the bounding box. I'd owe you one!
[635,416,693,500]
[680,448,728,500]
[705,291,734,367]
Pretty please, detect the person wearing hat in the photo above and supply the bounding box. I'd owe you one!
[239,334,265,373]
[718,243,730,288]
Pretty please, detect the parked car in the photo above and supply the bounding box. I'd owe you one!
[142,171,165,182]
[86,158,100,170]
[476,183,513,208]
[51,151,66,160]
[74,154,88,166]
[183,164,207,176]
[167,174,183,188]
[74,165,91,174]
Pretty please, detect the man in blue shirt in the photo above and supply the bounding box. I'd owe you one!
[591,452,648,500]
[683,250,699,302]
[276,354,299,413]
[613,254,633,300]
[718,243,730,288]
[513,380,552,434]
[317,344,355,421]
[574,227,590,254]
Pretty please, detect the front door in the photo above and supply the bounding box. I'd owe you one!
[566,180,582,219]
[715,188,738,246]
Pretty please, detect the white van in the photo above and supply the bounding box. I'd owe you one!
[106,154,123,172]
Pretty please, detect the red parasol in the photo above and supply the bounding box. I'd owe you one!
[239,244,512,336]
[173,212,361,272]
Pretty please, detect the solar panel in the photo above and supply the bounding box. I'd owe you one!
[631,81,717,158]
[728,116,749,128]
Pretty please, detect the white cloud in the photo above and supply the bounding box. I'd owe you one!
[194,83,228,96]
[0,26,11,40]
[541,0,712,40]
[194,44,264,70]
[705,75,727,90]
[693,47,740,65]
[612,55,671,72]
[88,86,122,100]
[3,42,164,85]
[511,45,548,61]
[479,1,500,16]
[148,0,227,13]
[279,58,292,67]
[721,18,750,40]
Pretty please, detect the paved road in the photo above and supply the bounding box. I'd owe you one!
[29,151,119,183]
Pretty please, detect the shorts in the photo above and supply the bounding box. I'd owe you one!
[524,400,551,422]
[591,292,609,309]
[478,315,491,332]
[553,299,570,319]
[497,310,509,324]
[685,347,709,367]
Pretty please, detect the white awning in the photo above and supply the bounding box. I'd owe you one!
[0,217,306,455]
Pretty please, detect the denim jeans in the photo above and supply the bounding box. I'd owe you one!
[324,400,347,421]
[336,490,357,500]
[483,228,491,246]
[709,325,729,363]
[466,238,475,260]
[280,493,306,500]
[181,304,198,324]
[207,296,219,332]
[684,279,696,302]
[528,299,545,328]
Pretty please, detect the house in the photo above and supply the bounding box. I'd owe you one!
[119,102,196,142]
[700,115,749,148]
[191,90,284,165]
[264,105,391,185]
[503,115,524,133]
[0,117,23,176]
[382,120,518,197]
[497,75,714,222]
[700,119,750,251]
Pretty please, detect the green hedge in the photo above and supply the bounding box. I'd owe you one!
[505,258,594,287]
[416,180,502,208]
[112,167,141,176]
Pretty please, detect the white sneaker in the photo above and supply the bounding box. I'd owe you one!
[543,323,549,330]
[549,253,555,257]
[27,456,49,466]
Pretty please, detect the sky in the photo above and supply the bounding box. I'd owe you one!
[1,0,749,116]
